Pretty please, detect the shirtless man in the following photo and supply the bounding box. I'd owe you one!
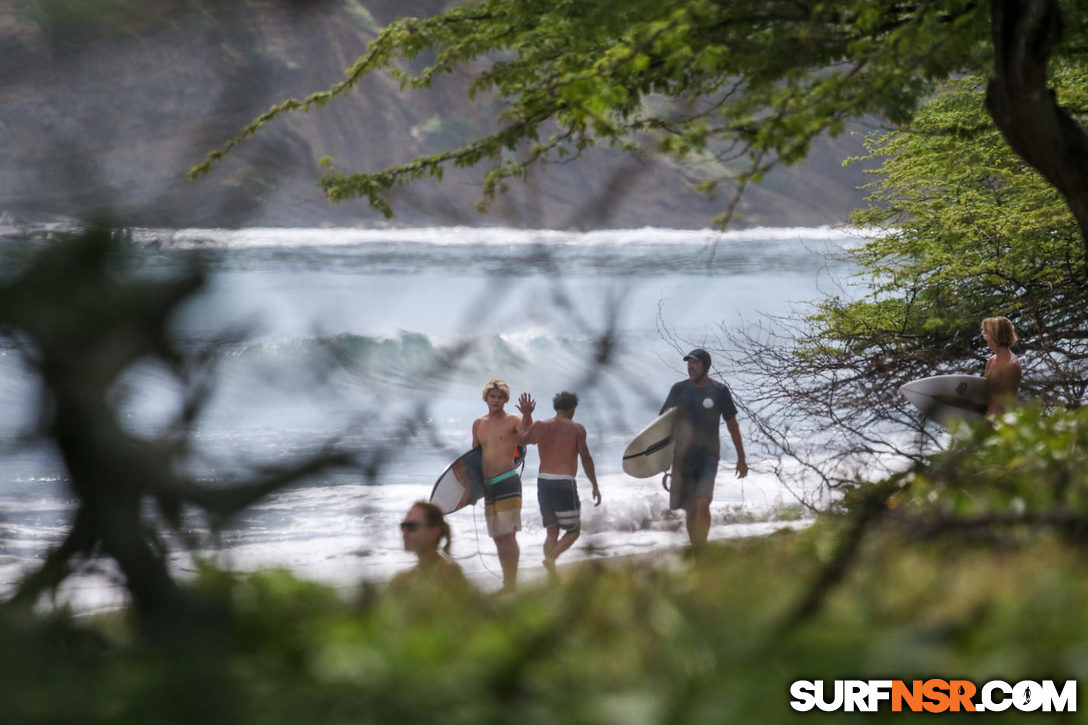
[472,379,531,591]
[518,391,600,581]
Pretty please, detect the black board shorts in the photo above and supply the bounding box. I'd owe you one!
[537,475,580,531]
[671,448,717,513]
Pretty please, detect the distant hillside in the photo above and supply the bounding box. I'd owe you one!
[0,0,873,229]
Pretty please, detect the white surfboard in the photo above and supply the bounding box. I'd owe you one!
[429,447,485,515]
[899,374,987,427]
[622,407,679,478]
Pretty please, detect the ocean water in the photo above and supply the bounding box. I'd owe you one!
[0,225,861,609]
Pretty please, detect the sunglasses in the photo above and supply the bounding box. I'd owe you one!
[400,521,423,532]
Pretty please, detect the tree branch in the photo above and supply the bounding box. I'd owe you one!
[985,0,1088,262]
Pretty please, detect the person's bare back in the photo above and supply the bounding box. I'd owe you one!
[528,416,584,476]
[518,391,600,578]
[981,317,1022,415]
[985,351,1021,414]
[519,391,600,506]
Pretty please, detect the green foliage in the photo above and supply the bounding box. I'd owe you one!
[847,71,1085,306]
[9,408,1088,725]
[814,69,1088,405]
[796,67,1088,395]
[190,0,1032,223]
[898,405,1088,523]
[716,67,1088,496]
[7,406,1088,721]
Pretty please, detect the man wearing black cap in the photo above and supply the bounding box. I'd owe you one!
[660,348,748,547]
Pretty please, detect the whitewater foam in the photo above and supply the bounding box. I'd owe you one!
[138,225,866,250]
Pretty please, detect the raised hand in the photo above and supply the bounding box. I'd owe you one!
[516,392,536,417]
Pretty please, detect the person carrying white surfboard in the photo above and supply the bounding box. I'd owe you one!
[472,379,530,592]
[517,391,601,582]
[660,348,747,548]
[981,316,1021,415]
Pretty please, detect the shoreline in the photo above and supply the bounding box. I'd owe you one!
[12,517,813,617]
[473,517,813,593]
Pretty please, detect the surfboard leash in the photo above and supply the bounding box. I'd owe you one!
[470,503,503,581]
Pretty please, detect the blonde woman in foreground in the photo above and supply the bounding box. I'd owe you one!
[981,316,1021,415]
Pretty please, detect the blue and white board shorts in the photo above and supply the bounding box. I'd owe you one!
[537,474,581,531]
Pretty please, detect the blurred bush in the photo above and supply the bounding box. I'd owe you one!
[5,402,1088,725]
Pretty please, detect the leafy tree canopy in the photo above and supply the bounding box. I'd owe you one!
[716,68,1087,495]
[821,66,1087,404]
[190,0,1065,227]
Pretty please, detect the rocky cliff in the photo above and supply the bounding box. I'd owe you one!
[1,0,872,229]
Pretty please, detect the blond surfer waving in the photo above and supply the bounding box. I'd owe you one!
[472,379,531,591]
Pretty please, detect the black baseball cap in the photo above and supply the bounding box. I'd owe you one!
[683,348,711,368]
